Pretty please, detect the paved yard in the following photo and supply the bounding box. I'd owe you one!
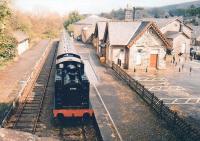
[125,58,200,129]
[73,40,177,141]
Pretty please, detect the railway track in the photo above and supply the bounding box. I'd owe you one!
[4,41,56,133]
[3,41,102,141]
[57,120,99,141]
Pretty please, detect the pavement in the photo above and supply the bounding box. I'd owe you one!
[0,40,50,103]
[125,57,200,130]
[73,40,177,141]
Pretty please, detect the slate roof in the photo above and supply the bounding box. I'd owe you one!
[75,15,109,25]
[104,21,171,49]
[12,31,29,43]
[192,26,200,38]
[107,21,143,45]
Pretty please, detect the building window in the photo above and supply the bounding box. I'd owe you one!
[137,49,142,53]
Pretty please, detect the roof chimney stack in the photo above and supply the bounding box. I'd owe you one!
[125,4,134,21]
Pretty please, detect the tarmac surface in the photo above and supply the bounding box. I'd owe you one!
[73,40,177,141]
[125,58,200,130]
[0,40,50,103]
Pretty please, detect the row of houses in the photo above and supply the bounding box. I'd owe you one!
[72,6,198,70]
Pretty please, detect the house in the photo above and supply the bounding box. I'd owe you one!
[12,31,29,55]
[93,5,135,56]
[141,17,193,61]
[101,21,171,70]
[72,15,109,43]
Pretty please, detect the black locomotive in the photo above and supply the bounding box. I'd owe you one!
[53,31,93,119]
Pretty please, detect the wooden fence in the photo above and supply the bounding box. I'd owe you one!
[112,62,200,141]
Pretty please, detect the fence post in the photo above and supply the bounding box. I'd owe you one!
[151,93,154,108]
[142,85,145,96]
[160,100,164,119]
[173,112,177,130]
[135,80,138,91]
[111,61,114,69]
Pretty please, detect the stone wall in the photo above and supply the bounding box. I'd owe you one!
[129,28,166,69]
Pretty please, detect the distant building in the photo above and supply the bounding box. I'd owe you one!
[72,15,109,43]
[101,21,171,70]
[12,31,29,55]
[141,17,193,60]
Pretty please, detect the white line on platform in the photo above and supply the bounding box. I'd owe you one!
[93,84,123,141]
[79,50,123,141]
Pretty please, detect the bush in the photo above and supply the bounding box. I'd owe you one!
[0,34,16,60]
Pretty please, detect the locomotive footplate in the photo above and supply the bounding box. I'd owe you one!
[53,103,94,118]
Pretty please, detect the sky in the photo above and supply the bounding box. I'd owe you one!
[12,0,197,15]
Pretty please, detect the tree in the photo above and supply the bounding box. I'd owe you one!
[0,0,11,33]
[0,1,16,61]
[64,11,83,30]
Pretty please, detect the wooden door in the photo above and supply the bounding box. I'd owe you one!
[150,54,158,68]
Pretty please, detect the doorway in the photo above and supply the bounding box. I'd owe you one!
[150,54,158,68]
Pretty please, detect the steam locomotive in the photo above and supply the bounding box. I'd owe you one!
[53,31,93,120]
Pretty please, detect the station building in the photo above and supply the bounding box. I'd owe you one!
[100,21,171,70]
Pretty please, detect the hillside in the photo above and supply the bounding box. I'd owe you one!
[161,0,200,10]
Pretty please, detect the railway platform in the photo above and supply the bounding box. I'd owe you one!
[0,40,51,103]
[74,40,178,141]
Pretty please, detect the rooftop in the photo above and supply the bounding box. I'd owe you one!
[141,17,183,29]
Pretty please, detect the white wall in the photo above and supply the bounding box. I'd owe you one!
[17,40,29,55]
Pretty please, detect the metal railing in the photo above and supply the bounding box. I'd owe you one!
[112,62,200,141]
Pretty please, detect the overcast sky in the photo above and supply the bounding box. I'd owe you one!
[13,0,197,15]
